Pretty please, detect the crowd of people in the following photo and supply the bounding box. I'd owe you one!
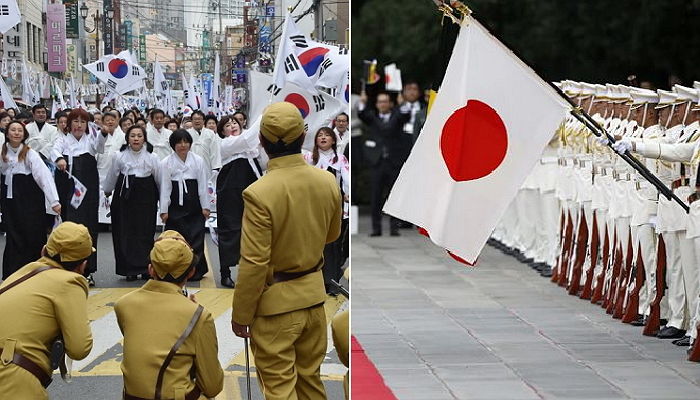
[0,101,350,399]
[355,81,428,236]
[491,81,700,361]
[0,102,349,293]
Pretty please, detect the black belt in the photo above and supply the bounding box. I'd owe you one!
[123,386,201,400]
[0,348,52,388]
[273,259,323,283]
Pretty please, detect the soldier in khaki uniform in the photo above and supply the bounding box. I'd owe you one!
[231,101,342,400]
[115,230,224,400]
[0,222,94,400]
[331,310,349,399]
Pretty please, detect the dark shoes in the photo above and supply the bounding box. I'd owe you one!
[673,336,691,346]
[390,230,400,237]
[221,275,235,288]
[87,274,95,287]
[370,231,382,237]
[126,275,138,282]
[141,273,150,280]
[630,315,646,326]
[657,326,686,339]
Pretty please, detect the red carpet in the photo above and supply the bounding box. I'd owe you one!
[351,335,398,399]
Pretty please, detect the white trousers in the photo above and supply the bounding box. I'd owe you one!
[630,224,657,316]
[663,230,687,329]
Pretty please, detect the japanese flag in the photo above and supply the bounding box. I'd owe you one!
[384,17,570,264]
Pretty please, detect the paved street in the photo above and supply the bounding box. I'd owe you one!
[353,215,700,400]
[0,230,347,400]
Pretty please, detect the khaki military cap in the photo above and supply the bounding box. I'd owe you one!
[46,222,96,262]
[260,102,305,145]
[150,230,194,279]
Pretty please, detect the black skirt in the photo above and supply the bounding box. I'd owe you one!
[216,158,260,271]
[164,179,208,277]
[111,174,158,276]
[321,166,347,288]
[55,153,100,273]
[1,173,49,279]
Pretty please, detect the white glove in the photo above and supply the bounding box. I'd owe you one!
[594,135,609,146]
[612,140,633,155]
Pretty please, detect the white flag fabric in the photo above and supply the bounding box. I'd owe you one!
[70,174,88,209]
[212,52,221,115]
[270,81,344,151]
[182,73,201,110]
[83,52,146,95]
[384,18,570,264]
[153,60,168,96]
[0,75,18,109]
[249,70,273,122]
[0,0,20,34]
[21,62,39,104]
[54,80,68,110]
[384,63,403,92]
[67,78,78,108]
[272,14,344,94]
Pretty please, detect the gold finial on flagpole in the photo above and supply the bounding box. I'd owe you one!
[437,3,460,26]
[450,1,472,19]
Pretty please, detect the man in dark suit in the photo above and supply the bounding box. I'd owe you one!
[358,91,411,236]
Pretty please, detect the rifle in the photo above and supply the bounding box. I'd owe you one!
[622,243,645,323]
[330,279,349,299]
[613,232,634,319]
[551,210,566,282]
[580,211,599,300]
[688,324,700,361]
[591,226,610,304]
[568,208,589,296]
[569,109,689,213]
[603,233,621,312]
[643,234,667,336]
[556,211,575,286]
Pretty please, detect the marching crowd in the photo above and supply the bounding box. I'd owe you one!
[491,81,700,361]
[0,102,350,294]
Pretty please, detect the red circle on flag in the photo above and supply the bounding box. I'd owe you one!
[440,99,508,182]
[284,93,310,118]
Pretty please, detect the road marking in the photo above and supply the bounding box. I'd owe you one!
[64,288,346,380]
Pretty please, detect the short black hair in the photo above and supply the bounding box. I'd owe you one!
[336,112,348,120]
[150,108,165,118]
[119,116,132,129]
[102,111,118,120]
[31,104,47,113]
[260,131,305,156]
[15,111,32,121]
[48,253,89,271]
[191,110,205,120]
[55,111,68,120]
[204,115,218,126]
[169,128,193,150]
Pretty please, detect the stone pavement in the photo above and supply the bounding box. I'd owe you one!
[352,215,700,400]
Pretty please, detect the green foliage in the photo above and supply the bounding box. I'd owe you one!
[352,0,700,90]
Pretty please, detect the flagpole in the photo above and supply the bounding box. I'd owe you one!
[435,3,689,213]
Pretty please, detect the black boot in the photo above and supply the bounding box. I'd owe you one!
[221,266,235,288]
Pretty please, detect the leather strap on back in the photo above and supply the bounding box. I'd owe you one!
[154,305,204,400]
[0,266,55,296]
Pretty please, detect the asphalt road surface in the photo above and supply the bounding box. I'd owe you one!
[0,230,347,400]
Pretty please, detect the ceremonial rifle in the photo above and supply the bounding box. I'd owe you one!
[622,243,645,323]
[579,212,599,300]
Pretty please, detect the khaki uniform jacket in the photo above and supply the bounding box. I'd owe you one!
[115,280,223,399]
[0,258,93,397]
[232,154,342,325]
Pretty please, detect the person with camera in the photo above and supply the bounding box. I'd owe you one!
[115,230,223,400]
[0,222,94,399]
